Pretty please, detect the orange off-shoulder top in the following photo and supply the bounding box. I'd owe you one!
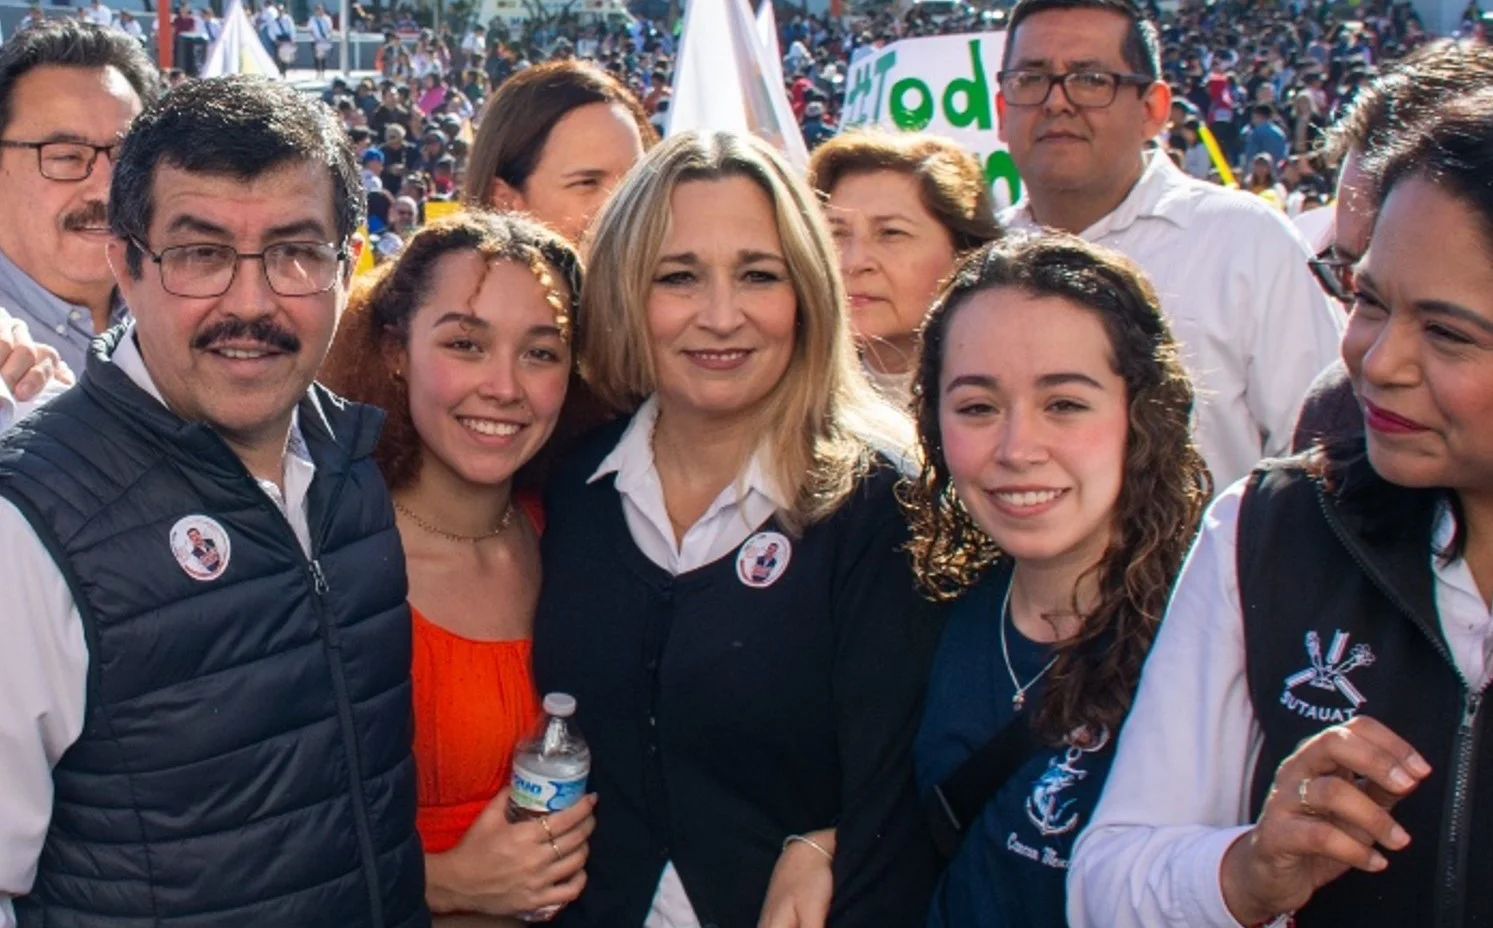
[411,499,544,855]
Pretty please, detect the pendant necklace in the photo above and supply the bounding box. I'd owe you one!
[999,579,1059,711]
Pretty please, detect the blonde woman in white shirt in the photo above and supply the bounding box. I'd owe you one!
[531,130,943,928]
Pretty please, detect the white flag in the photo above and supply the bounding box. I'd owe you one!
[200,0,281,79]
[668,0,808,173]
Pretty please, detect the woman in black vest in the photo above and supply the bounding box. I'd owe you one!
[531,130,944,927]
[1069,92,1493,928]
[902,234,1210,927]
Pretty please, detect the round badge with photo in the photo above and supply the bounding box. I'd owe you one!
[736,531,791,589]
[168,515,232,582]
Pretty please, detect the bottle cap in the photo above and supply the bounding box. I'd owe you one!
[543,692,577,718]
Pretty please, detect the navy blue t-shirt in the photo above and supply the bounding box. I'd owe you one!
[914,561,1118,928]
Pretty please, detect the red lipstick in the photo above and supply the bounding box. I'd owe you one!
[1363,398,1429,434]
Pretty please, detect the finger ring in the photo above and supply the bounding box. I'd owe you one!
[1297,776,1318,816]
[548,838,562,861]
[539,815,554,840]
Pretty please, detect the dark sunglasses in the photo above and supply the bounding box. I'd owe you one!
[1308,247,1355,306]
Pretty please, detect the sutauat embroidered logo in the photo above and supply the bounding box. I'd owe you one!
[1280,630,1376,724]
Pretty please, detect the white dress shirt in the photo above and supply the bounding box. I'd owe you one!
[0,306,71,433]
[1066,480,1493,928]
[0,375,70,435]
[587,396,789,928]
[1003,152,1344,491]
[0,328,316,928]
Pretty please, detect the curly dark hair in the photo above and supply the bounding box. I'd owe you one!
[320,208,608,493]
[901,233,1212,743]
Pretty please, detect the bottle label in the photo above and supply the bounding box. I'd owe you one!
[510,762,588,814]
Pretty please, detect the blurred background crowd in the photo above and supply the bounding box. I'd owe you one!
[0,0,1477,253]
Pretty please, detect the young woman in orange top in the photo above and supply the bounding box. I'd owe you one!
[322,211,601,924]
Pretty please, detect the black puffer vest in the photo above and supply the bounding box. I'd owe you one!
[0,331,428,928]
[1238,453,1493,928]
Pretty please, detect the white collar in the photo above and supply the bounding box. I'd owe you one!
[112,322,311,467]
[1006,149,1200,238]
[587,395,791,511]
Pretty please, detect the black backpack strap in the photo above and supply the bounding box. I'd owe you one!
[926,709,1043,859]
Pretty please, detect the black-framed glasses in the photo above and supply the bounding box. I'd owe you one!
[996,69,1155,108]
[1308,247,1355,305]
[0,139,121,182]
[131,239,350,298]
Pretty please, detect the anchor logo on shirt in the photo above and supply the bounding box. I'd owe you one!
[1024,727,1110,838]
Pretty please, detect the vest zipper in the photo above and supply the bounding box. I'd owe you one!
[302,554,387,928]
[1315,490,1482,928]
[243,474,388,928]
[1440,691,1482,928]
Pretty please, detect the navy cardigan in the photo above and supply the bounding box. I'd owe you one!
[532,420,943,927]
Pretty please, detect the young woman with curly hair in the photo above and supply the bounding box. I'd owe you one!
[901,232,1211,927]
[320,210,604,925]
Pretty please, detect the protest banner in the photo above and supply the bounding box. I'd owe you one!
[840,32,1021,206]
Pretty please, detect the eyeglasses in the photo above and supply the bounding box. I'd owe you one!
[0,139,121,181]
[1308,247,1355,305]
[996,69,1155,108]
[131,239,349,298]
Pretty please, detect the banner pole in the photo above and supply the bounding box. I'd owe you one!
[339,0,350,73]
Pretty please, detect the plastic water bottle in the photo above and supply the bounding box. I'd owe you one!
[506,692,591,923]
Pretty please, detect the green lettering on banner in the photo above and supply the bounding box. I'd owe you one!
[943,39,992,130]
[845,57,873,118]
[870,50,898,123]
[891,77,934,130]
[985,150,1022,204]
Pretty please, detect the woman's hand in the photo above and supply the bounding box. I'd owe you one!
[1220,715,1431,925]
[758,828,836,928]
[426,788,597,917]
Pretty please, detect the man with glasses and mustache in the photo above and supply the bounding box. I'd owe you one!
[0,76,428,928]
[1292,40,1493,453]
[996,0,1342,491]
[0,21,156,376]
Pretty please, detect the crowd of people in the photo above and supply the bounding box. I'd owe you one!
[310,0,1448,262]
[2,0,1493,927]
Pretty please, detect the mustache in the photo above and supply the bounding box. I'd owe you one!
[62,202,110,232]
[192,318,301,353]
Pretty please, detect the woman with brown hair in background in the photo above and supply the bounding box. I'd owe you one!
[462,60,658,244]
[809,130,1001,409]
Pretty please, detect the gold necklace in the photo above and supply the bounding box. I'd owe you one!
[394,499,514,543]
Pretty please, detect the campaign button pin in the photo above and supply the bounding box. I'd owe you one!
[169,515,231,582]
[736,531,791,589]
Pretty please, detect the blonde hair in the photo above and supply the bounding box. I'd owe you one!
[581,130,914,531]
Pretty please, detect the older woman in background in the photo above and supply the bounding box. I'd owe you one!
[809,130,1001,409]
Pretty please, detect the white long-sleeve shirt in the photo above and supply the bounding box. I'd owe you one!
[0,374,69,435]
[587,396,788,928]
[1003,153,1344,491]
[0,329,315,928]
[1066,480,1493,928]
